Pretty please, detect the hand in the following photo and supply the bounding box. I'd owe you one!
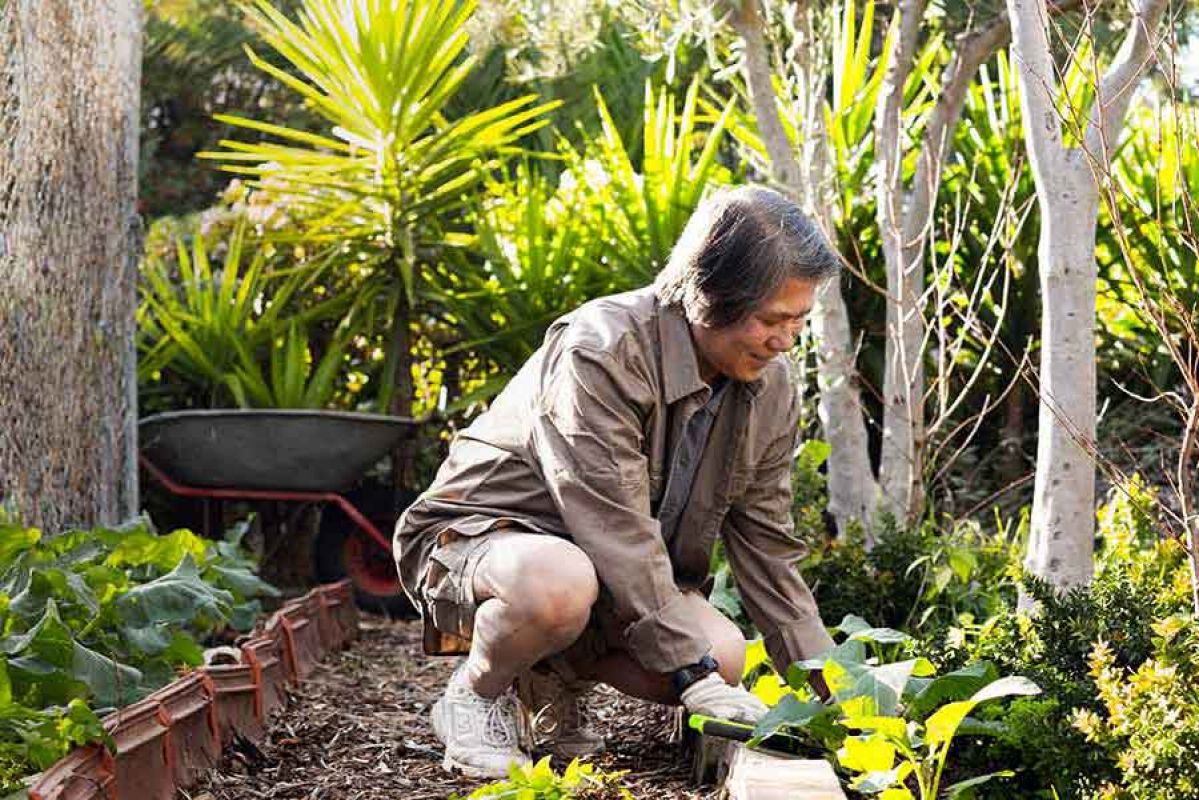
[680,673,769,724]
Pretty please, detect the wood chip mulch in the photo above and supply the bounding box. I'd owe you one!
[184,615,720,800]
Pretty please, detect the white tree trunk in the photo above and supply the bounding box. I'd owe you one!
[874,0,929,524]
[0,1,142,532]
[1026,165,1101,592]
[731,0,880,536]
[1008,0,1167,594]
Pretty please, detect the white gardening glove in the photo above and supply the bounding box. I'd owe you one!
[680,673,769,724]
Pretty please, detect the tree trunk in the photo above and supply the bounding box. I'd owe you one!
[0,1,142,532]
[1008,0,1167,597]
[730,0,880,537]
[1025,169,1100,593]
[873,0,929,525]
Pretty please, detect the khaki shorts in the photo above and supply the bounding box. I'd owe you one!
[418,527,626,664]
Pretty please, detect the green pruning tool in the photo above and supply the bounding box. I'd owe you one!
[687,714,806,756]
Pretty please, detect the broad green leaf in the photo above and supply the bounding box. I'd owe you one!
[116,556,234,628]
[909,661,999,718]
[848,627,912,646]
[834,614,872,637]
[797,638,866,671]
[834,659,923,717]
[751,674,793,706]
[843,715,908,739]
[208,564,280,599]
[121,625,172,656]
[104,529,207,573]
[4,600,141,706]
[751,693,829,741]
[925,676,1040,746]
[742,639,769,679]
[0,525,40,568]
[944,770,1015,797]
[839,734,896,773]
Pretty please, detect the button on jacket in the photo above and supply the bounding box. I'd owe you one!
[394,286,834,674]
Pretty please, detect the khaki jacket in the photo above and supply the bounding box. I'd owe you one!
[394,287,834,674]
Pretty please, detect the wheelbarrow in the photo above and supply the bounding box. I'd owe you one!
[138,409,421,615]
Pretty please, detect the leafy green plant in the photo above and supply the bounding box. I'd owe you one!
[138,221,351,408]
[0,512,278,792]
[201,0,560,419]
[426,77,734,405]
[943,480,1197,798]
[452,756,632,799]
[1073,618,1199,799]
[569,78,734,286]
[749,617,1038,800]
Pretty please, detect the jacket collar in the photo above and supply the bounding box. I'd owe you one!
[656,296,765,402]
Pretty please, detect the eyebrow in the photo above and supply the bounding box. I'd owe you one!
[760,307,813,320]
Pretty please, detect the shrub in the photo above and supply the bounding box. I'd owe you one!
[944,479,1197,799]
[0,511,277,791]
[1074,619,1199,799]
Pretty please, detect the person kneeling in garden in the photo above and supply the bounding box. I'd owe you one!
[394,185,838,777]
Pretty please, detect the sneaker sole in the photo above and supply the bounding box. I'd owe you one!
[442,752,528,779]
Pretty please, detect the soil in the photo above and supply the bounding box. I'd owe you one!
[184,615,720,800]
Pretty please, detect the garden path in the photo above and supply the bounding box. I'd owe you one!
[186,615,716,799]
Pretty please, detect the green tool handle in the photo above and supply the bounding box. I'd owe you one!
[687,714,804,755]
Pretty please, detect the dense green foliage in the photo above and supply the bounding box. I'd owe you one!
[0,513,276,791]
[129,1,1199,797]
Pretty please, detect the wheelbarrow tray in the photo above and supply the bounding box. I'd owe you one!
[139,410,418,492]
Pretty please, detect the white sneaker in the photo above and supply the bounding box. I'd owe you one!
[432,665,531,777]
[516,667,606,759]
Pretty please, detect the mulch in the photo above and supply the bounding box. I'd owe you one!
[184,615,720,800]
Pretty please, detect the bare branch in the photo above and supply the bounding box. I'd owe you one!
[1083,0,1171,159]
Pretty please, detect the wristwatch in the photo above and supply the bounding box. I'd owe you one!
[671,654,720,696]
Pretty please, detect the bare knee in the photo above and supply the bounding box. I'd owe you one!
[522,544,598,635]
[481,537,598,639]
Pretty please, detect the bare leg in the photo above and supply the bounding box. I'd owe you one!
[572,592,748,704]
[464,534,599,698]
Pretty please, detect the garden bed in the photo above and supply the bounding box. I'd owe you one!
[187,616,717,800]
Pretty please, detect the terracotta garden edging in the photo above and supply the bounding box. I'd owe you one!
[27,580,360,800]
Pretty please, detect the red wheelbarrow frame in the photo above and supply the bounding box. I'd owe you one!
[138,453,393,555]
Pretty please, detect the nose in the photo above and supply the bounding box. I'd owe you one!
[766,325,801,353]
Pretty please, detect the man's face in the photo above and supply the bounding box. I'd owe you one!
[690,277,817,384]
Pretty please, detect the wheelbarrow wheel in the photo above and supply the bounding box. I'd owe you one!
[314,494,416,618]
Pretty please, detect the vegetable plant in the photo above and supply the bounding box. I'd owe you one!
[747,615,1039,799]
[452,756,632,799]
[0,512,278,791]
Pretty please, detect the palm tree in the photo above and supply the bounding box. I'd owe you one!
[201,0,557,487]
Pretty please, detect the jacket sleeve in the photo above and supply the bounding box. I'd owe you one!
[721,393,834,675]
[530,345,711,673]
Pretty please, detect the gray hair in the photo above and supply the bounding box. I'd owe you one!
[654,185,840,328]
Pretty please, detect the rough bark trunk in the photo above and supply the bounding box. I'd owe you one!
[730,0,880,537]
[1008,0,1167,596]
[0,1,142,532]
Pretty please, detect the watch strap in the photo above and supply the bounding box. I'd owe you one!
[672,654,720,697]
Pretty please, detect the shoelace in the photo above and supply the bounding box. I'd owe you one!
[529,673,590,737]
[480,691,520,748]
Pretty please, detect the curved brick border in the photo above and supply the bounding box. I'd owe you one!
[28,580,360,800]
